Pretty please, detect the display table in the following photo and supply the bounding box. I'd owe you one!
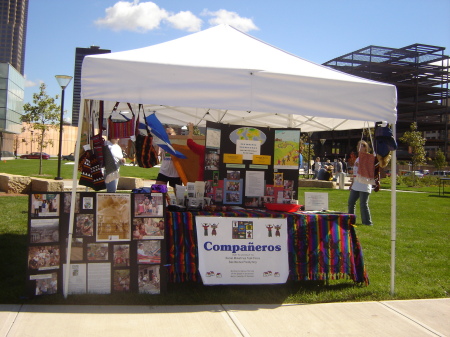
[166,209,369,285]
[439,178,450,196]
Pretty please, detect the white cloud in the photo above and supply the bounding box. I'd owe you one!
[166,11,202,32]
[95,1,202,32]
[24,75,40,88]
[95,1,169,32]
[201,9,258,32]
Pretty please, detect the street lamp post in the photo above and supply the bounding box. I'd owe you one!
[307,132,313,179]
[320,138,326,159]
[54,75,73,180]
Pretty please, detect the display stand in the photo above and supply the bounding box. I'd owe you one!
[26,191,167,297]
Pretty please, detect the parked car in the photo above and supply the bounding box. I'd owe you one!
[62,153,75,161]
[433,171,450,177]
[403,171,424,178]
[20,152,50,160]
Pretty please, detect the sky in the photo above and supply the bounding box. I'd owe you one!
[24,0,450,123]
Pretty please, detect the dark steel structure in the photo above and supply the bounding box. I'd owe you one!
[71,46,111,126]
[320,43,449,160]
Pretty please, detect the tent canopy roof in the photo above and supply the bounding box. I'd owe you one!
[81,24,397,132]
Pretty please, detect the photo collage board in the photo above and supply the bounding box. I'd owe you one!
[26,191,167,297]
[203,121,301,208]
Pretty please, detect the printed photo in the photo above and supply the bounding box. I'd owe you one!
[96,193,131,241]
[30,272,58,296]
[132,218,165,240]
[69,238,83,262]
[274,173,284,186]
[87,243,109,261]
[138,265,160,294]
[113,269,130,292]
[75,214,94,236]
[215,188,223,203]
[134,193,164,217]
[113,244,130,267]
[137,240,161,264]
[205,150,220,170]
[64,192,80,213]
[227,170,240,180]
[31,194,60,217]
[28,245,60,270]
[30,219,59,243]
[82,197,94,210]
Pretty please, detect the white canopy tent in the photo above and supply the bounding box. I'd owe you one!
[64,24,398,297]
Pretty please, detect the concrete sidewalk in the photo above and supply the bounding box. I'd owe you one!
[1,299,448,337]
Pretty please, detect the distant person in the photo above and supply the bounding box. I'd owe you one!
[104,138,126,193]
[313,157,321,179]
[335,158,343,181]
[155,127,182,189]
[348,140,374,226]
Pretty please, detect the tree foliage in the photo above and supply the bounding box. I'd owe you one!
[399,122,427,177]
[433,148,447,171]
[300,133,315,177]
[21,83,60,175]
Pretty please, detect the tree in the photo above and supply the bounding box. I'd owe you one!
[399,122,427,182]
[433,149,447,171]
[21,83,60,175]
[300,133,315,178]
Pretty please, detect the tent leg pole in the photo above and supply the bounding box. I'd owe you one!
[390,123,397,296]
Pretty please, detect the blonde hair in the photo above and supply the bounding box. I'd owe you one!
[357,140,371,153]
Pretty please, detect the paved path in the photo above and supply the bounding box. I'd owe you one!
[1,299,448,336]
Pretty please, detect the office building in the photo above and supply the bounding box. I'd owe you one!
[71,46,111,126]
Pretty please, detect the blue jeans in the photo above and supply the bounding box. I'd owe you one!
[348,189,373,225]
[106,179,118,193]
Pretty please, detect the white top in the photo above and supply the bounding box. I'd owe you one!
[158,149,179,178]
[351,158,372,193]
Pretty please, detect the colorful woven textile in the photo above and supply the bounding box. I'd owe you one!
[166,210,369,285]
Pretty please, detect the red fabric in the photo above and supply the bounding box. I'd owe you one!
[187,138,205,181]
[358,152,375,180]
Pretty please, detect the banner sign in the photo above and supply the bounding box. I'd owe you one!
[196,216,288,285]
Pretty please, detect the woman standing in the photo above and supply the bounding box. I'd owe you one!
[348,140,374,226]
[104,138,126,193]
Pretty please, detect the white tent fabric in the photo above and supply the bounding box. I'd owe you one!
[81,24,397,131]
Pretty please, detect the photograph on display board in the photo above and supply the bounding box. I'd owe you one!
[69,238,83,262]
[113,269,130,292]
[30,272,58,296]
[205,150,220,170]
[96,193,131,241]
[232,220,253,239]
[274,173,284,186]
[87,243,109,261]
[244,196,262,208]
[205,127,221,149]
[75,214,94,236]
[212,171,219,185]
[29,219,59,243]
[215,188,223,203]
[63,192,80,213]
[28,245,60,270]
[31,194,60,218]
[137,240,161,264]
[132,218,164,240]
[273,129,301,170]
[205,180,213,194]
[223,178,243,204]
[82,197,94,210]
[133,193,164,217]
[138,265,160,294]
[113,244,130,267]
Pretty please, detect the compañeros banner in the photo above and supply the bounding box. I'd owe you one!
[196,216,288,285]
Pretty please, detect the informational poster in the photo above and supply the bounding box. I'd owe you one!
[87,263,111,294]
[304,192,329,211]
[63,263,87,294]
[196,216,289,285]
[96,193,131,241]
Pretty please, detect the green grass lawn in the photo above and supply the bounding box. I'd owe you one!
[0,161,449,305]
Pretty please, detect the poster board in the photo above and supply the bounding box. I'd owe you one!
[203,122,301,208]
[26,192,167,297]
[196,216,289,285]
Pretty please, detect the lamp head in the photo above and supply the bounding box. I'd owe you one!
[55,75,73,89]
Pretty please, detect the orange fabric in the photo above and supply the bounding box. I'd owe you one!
[171,144,201,185]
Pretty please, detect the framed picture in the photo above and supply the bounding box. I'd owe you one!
[132,218,165,240]
[28,245,60,270]
[138,265,160,294]
[137,240,161,264]
[31,194,60,217]
[96,193,131,241]
[113,244,130,267]
[30,219,59,243]
[87,243,109,261]
[134,193,164,217]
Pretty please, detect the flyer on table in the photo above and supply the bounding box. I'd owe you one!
[196,216,288,285]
